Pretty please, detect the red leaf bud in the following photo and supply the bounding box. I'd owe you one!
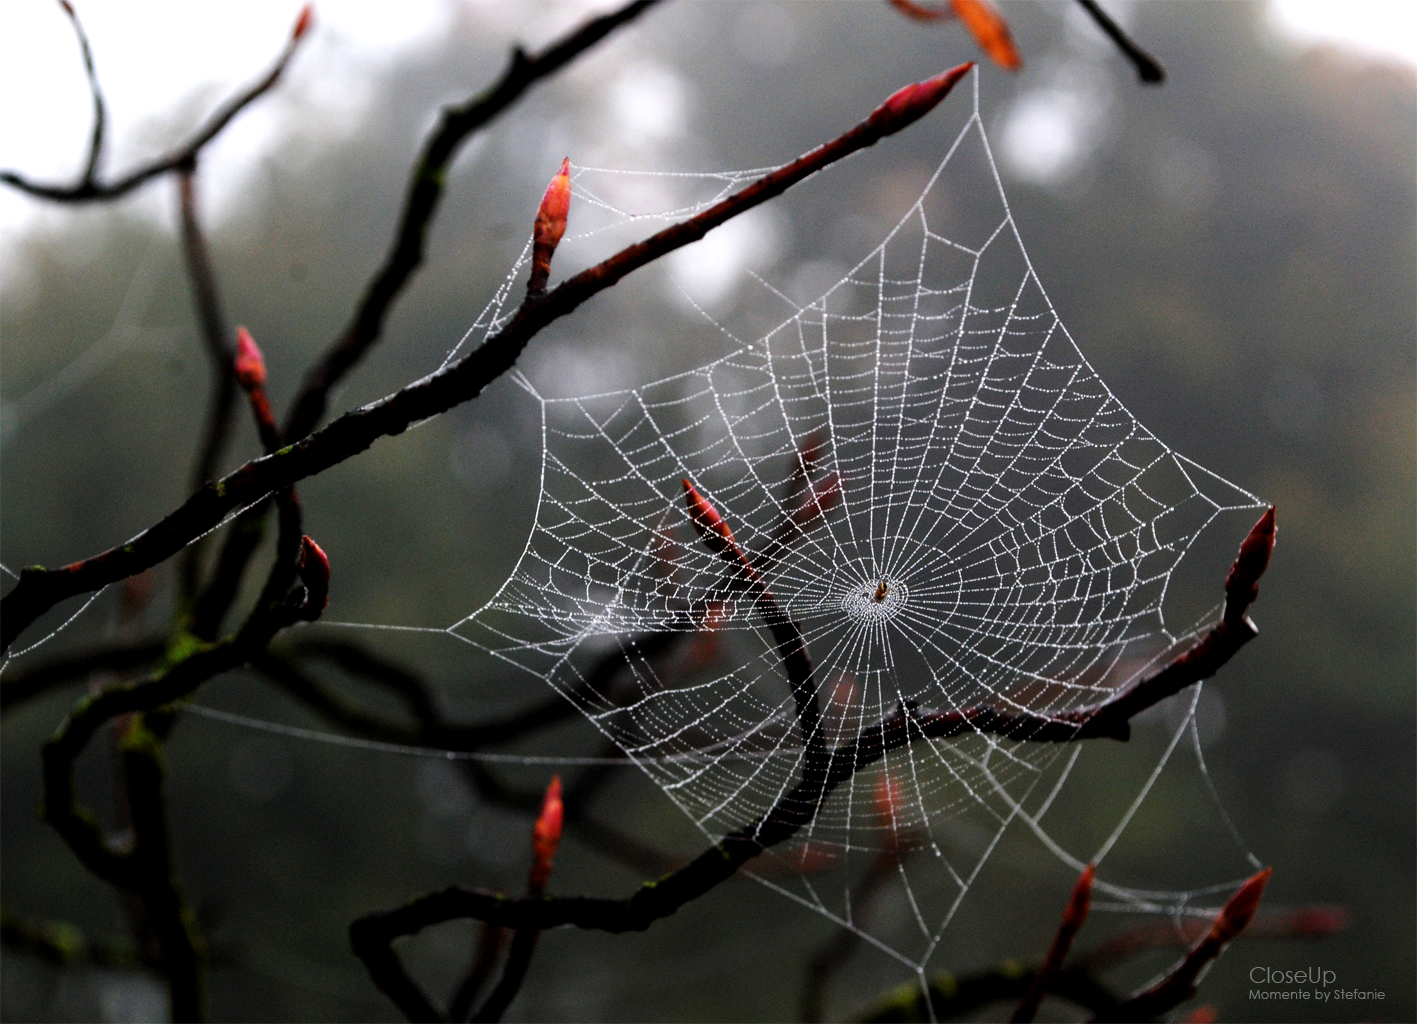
[682,480,738,558]
[1210,866,1271,946]
[528,775,563,893]
[1063,863,1095,932]
[950,0,1022,71]
[1225,506,1276,596]
[298,535,330,614]
[873,774,904,826]
[528,157,572,295]
[292,4,314,41]
[888,0,952,22]
[234,326,266,391]
[867,62,974,137]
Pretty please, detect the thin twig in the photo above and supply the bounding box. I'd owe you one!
[281,0,660,442]
[447,924,506,1024]
[0,639,165,715]
[1075,0,1165,84]
[120,719,207,1020]
[1092,868,1271,1022]
[0,61,975,653]
[176,164,238,604]
[53,0,107,186]
[1012,865,1094,1023]
[0,8,313,202]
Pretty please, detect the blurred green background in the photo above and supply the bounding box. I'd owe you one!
[2,2,1412,1021]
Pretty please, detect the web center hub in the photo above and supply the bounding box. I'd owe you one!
[841,576,908,624]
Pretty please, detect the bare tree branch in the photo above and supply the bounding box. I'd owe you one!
[1,61,976,652]
[0,639,164,715]
[0,7,313,202]
[282,0,661,442]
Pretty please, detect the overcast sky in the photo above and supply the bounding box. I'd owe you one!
[0,0,1412,249]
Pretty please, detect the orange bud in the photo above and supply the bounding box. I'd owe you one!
[868,62,974,137]
[682,480,738,558]
[528,775,563,893]
[291,4,314,41]
[234,326,266,391]
[298,535,330,614]
[528,158,572,295]
[1210,866,1271,946]
[950,0,1022,71]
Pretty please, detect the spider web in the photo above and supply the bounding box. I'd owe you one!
[428,72,1268,973]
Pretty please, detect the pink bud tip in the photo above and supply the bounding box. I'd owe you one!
[298,535,330,611]
[292,4,314,41]
[234,326,266,391]
[682,480,737,557]
[1065,864,1095,929]
[1212,867,1272,945]
[529,775,563,892]
[869,62,974,137]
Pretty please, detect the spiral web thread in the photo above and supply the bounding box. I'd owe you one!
[427,73,1270,974]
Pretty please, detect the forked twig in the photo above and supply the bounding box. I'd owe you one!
[281,0,660,442]
[1093,868,1272,1022]
[0,6,314,202]
[350,502,1275,1019]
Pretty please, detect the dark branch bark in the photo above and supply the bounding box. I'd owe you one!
[0,61,975,653]
[53,0,107,186]
[0,17,310,202]
[447,924,506,1024]
[282,0,661,442]
[176,165,238,603]
[1,639,164,715]
[1075,0,1165,84]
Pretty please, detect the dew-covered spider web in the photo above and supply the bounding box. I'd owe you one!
[328,71,1269,976]
[200,71,1269,983]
